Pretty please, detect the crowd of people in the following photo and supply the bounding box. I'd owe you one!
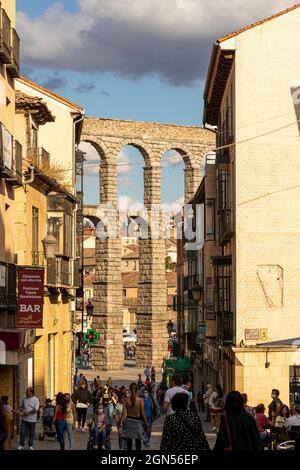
[1,373,300,451]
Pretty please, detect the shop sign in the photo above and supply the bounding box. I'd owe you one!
[197,322,206,341]
[16,269,44,328]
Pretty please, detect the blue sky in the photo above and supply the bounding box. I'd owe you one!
[16,0,293,205]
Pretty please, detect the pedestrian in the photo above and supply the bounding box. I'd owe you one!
[142,388,155,447]
[73,369,78,391]
[268,389,283,424]
[197,383,205,413]
[92,404,107,450]
[242,393,255,416]
[209,384,224,432]
[144,366,151,381]
[18,387,40,450]
[254,403,272,448]
[64,393,76,450]
[156,383,167,415]
[1,395,19,438]
[53,393,68,450]
[101,386,117,428]
[113,391,127,450]
[214,391,262,451]
[203,384,213,422]
[160,393,210,451]
[120,382,150,451]
[107,377,112,387]
[72,380,92,431]
[76,373,83,389]
[163,375,189,416]
[137,374,143,391]
[0,403,11,450]
[151,367,156,384]
[145,376,151,387]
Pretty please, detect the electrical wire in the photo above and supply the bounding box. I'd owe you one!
[28,116,300,176]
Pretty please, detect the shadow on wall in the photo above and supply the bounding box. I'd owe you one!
[291,82,300,134]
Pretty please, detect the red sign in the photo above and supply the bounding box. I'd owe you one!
[17,269,44,328]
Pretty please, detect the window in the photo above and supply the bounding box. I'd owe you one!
[217,168,230,211]
[213,262,232,313]
[206,199,215,240]
[124,261,129,267]
[133,261,137,270]
[123,289,127,298]
[47,196,73,257]
[31,126,37,148]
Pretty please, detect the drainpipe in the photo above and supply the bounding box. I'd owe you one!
[23,165,35,185]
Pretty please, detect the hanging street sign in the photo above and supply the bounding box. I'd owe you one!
[84,329,100,346]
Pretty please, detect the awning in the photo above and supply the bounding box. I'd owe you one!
[256,337,300,348]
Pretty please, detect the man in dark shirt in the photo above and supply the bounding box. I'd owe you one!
[268,389,283,423]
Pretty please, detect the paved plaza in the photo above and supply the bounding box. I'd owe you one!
[12,363,216,451]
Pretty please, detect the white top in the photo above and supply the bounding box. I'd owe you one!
[284,414,300,431]
[209,391,224,410]
[21,396,40,423]
[164,386,189,415]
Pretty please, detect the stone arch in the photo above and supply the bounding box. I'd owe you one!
[80,135,107,163]
[114,138,153,167]
[159,143,196,168]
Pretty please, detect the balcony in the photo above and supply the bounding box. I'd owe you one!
[0,262,17,310]
[73,259,81,288]
[32,251,45,268]
[46,256,71,288]
[4,140,23,186]
[0,8,11,64]
[218,312,234,345]
[7,28,20,78]
[27,147,50,169]
[220,207,234,245]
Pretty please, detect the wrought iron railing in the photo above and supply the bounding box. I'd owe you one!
[7,28,20,77]
[0,7,11,63]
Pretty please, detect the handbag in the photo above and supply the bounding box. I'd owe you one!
[224,412,233,451]
[76,402,88,409]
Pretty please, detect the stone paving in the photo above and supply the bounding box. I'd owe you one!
[12,364,217,451]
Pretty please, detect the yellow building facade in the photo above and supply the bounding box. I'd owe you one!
[202,4,300,407]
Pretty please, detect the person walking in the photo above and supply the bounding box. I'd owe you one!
[268,389,283,425]
[64,393,76,450]
[0,403,11,450]
[92,404,107,450]
[53,393,68,450]
[72,380,92,431]
[144,366,151,381]
[197,382,205,413]
[76,373,83,389]
[163,375,189,416]
[142,388,155,447]
[203,384,213,422]
[214,391,262,451]
[120,383,150,451]
[137,374,143,392]
[151,367,156,385]
[18,387,40,450]
[113,391,127,450]
[160,393,210,451]
[209,384,224,432]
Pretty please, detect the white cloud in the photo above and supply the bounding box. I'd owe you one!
[117,149,132,175]
[161,150,183,168]
[17,0,290,85]
[78,141,100,177]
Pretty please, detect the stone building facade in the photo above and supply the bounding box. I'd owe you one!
[81,118,215,370]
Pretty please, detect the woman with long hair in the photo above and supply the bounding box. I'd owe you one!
[209,384,224,432]
[53,393,68,450]
[64,393,76,450]
[120,383,149,450]
[214,391,262,450]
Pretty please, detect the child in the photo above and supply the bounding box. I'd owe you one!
[93,405,106,449]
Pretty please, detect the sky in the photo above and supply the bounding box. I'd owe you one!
[16,0,295,205]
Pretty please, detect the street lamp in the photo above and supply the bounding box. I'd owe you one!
[86,300,94,318]
[42,234,57,259]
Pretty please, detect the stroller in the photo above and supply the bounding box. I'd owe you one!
[38,400,56,441]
